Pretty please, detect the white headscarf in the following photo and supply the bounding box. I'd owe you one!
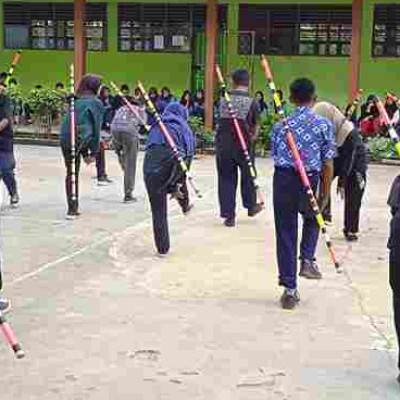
[313,101,354,147]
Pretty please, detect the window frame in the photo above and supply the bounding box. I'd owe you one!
[238,4,352,57]
[3,2,108,51]
[117,2,227,54]
[372,3,400,58]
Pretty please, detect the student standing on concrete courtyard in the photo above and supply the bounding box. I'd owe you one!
[60,74,104,219]
[143,102,195,255]
[0,79,20,208]
[388,175,400,384]
[111,96,147,203]
[313,102,368,241]
[96,86,114,186]
[215,69,263,228]
[271,78,335,310]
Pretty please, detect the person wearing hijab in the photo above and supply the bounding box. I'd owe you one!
[143,102,196,255]
[313,101,368,241]
[388,175,400,385]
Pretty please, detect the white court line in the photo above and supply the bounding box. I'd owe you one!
[9,181,213,287]
[9,218,152,287]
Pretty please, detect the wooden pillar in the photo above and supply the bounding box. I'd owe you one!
[205,0,218,131]
[349,0,363,102]
[74,0,86,89]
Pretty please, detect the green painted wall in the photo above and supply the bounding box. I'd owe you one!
[1,0,400,105]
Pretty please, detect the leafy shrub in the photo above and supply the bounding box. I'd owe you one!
[188,116,214,150]
[368,137,399,161]
[256,113,280,154]
[5,84,24,104]
[26,87,63,119]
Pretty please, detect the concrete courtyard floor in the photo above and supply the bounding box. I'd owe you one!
[0,145,399,399]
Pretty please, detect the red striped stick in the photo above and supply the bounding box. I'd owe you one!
[0,312,25,359]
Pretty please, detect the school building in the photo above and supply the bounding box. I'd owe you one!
[0,0,399,127]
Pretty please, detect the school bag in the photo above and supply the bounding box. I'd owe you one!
[111,105,146,136]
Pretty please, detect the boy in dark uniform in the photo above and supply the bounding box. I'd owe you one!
[0,80,19,207]
[0,78,17,314]
[216,69,263,227]
[271,78,336,310]
[388,175,400,384]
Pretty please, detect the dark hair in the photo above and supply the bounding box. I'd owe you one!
[76,74,101,96]
[99,85,110,98]
[149,87,159,98]
[231,69,249,87]
[180,90,193,106]
[255,91,264,100]
[161,87,170,96]
[289,78,315,104]
[195,89,204,105]
[35,84,43,90]
[195,89,204,98]
[0,72,7,85]
[120,84,129,93]
[55,82,64,89]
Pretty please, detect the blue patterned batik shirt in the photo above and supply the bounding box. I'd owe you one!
[271,106,336,173]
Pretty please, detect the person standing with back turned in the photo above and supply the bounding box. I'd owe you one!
[388,175,400,385]
[215,69,263,227]
[271,78,336,310]
[60,74,104,219]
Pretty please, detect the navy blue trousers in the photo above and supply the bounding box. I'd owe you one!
[96,146,106,179]
[273,167,320,289]
[0,151,17,197]
[216,147,257,219]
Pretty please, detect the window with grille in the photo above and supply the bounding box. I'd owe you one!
[239,4,352,56]
[373,4,400,57]
[118,3,227,53]
[3,2,108,51]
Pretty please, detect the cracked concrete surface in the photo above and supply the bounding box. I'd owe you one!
[0,145,399,399]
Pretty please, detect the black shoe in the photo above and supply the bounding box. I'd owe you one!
[224,216,235,227]
[344,231,358,242]
[97,176,113,186]
[299,258,322,280]
[10,194,19,208]
[0,297,11,314]
[66,211,81,220]
[280,289,300,310]
[248,203,264,217]
[124,194,137,203]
